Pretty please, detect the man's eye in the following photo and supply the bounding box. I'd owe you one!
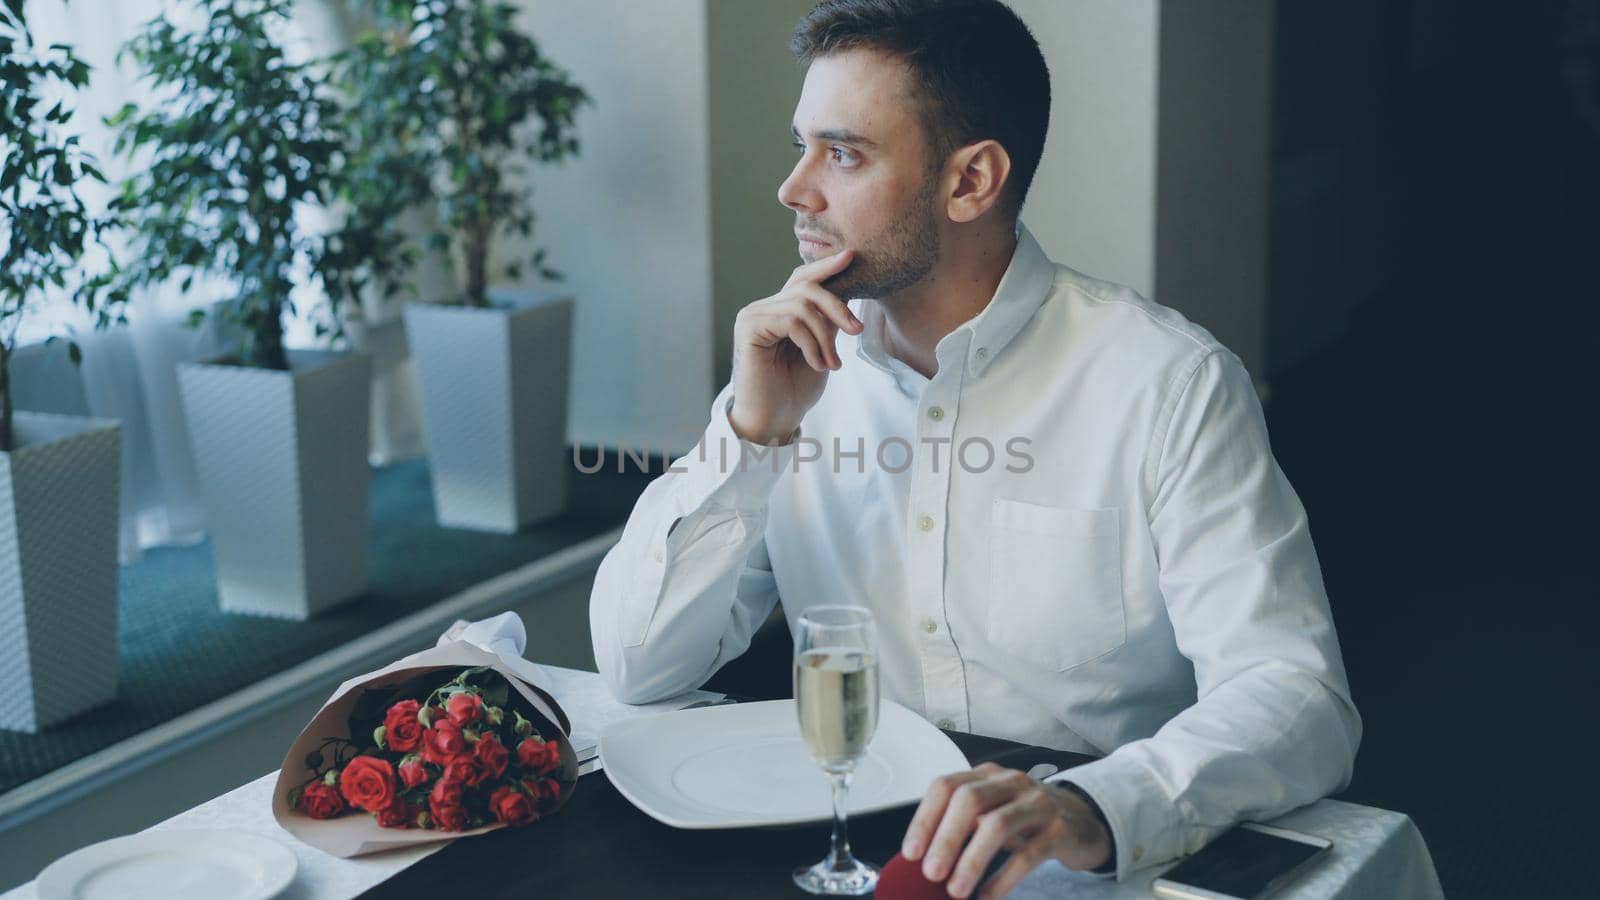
[829,147,857,165]
[792,140,807,154]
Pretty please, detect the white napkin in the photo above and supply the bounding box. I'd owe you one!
[434,612,724,768]
[436,611,553,689]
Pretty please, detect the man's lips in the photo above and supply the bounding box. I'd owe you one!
[796,232,835,252]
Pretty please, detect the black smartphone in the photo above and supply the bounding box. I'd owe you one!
[1151,822,1333,900]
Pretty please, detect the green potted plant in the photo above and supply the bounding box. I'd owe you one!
[337,0,588,533]
[108,0,371,619]
[0,2,124,731]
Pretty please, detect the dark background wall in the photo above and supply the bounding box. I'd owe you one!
[1264,0,1599,895]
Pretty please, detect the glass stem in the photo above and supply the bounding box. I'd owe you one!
[828,770,855,870]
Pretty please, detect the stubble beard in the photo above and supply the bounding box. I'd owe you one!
[802,177,942,302]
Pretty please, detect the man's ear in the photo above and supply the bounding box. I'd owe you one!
[945,139,1011,223]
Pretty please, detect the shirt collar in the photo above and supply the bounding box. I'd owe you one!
[854,222,1056,380]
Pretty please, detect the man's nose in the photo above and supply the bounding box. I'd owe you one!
[778,156,823,214]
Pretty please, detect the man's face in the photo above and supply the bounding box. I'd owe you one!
[780,49,943,300]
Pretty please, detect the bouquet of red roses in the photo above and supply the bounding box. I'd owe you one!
[273,628,576,857]
[289,666,568,832]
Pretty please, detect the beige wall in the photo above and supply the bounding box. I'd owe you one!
[508,0,715,453]
[1154,0,1275,380]
[1009,0,1161,299]
[706,0,818,393]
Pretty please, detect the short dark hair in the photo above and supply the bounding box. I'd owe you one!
[791,0,1051,217]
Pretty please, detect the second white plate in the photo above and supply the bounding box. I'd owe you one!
[36,828,297,900]
[600,698,970,829]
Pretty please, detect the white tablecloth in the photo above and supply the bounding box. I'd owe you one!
[7,667,1442,899]
[1018,798,1442,899]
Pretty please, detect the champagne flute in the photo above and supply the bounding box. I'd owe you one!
[792,605,881,895]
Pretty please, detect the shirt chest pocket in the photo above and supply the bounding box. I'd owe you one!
[987,500,1126,672]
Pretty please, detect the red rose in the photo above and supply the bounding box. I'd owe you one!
[441,759,481,787]
[398,759,430,789]
[517,737,561,776]
[420,719,472,766]
[429,777,463,809]
[339,755,397,813]
[429,791,470,831]
[384,700,424,752]
[300,780,345,819]
[489,786,538,826]
[522,776,562,811]
[446,692,482,727]
[376,800,414,829]
[474,733,511,781]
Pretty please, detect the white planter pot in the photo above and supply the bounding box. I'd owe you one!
[405,292,573,533]
[0,413,121,732]
[177,351,371,619]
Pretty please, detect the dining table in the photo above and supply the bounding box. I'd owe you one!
[4,666,1443,899]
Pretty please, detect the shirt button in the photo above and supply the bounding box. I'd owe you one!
[1132,846,1145,862]
[917,515,935,532]
[975,347,989,360]
[937,719,955,730]
[921,617,938,634]
[653,549,664,562]
[927,405,944,421]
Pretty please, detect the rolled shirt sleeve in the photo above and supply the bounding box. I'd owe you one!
[1059,350,1362,877]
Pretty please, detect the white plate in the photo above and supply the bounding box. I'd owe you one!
[37,829,297,900]
[600,699,970,829]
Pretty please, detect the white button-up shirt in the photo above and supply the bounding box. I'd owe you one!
[590,225,1361,877]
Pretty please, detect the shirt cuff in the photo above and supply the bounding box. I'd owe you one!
[1051,780,1117,875]
[1051,753,1191,879]
[672,392,799,515]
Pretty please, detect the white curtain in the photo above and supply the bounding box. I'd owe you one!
[14,0,433,563]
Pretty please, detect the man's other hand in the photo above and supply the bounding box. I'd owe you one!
[727,249,861,445]
[900,762,1112,899]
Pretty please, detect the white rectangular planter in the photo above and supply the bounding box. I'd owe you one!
[0,413,121,733]
[177,351,371,619]
[405,292,573,533]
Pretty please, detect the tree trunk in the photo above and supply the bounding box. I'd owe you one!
[464,216,492,308]
[243,296,291,370]
[0,342,12,454]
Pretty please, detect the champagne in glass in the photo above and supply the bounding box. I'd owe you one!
[792,606,881,895]
[796,648,879,772]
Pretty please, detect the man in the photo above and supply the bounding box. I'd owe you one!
[590,1,1360,896]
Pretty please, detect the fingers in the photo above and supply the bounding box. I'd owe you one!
[902,767,988,862]
[751,293,859,370]
[947,792,1056,899]
[977,843,1048,900]
[733,250,862,375]
[783,318,830,371]
[920,765,1021,882]
[790,247,854,284]
[791,282,864,335]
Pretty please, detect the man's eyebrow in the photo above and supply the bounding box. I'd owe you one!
[791,123,880,150]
